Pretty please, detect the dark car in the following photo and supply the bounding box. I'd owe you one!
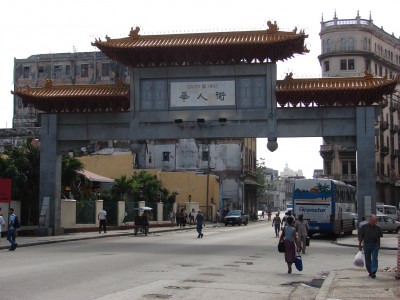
[224,210,249,226]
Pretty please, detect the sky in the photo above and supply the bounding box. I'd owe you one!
[0,0,398,178]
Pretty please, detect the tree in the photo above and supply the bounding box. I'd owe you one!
[256,158,268,202]
[61,155,85,199]
[111,175,134,201]
[131,171,162,203]
[0,138,86,225]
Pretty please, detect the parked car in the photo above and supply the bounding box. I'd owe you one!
[376,204,399,221]
[224,210,249,226]
[376,214,400,233]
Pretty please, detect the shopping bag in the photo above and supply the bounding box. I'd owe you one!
[295,255,303,271]
[278,240,285,253]
[306,237,310,246]
[353,251,364,267]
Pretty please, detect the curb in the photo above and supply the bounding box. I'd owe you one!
[0,226,197,251]
[315,271,335,300]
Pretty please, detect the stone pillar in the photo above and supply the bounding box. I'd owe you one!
[37,114,63,236]
[157,202,163,223]
[356,107,376,222]
[117,201,125,226]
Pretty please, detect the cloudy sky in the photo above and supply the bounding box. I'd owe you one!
[0,0,398,177]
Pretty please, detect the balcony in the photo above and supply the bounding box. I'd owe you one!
[380,120,389,131]
[341,174,357,182]
[379,98,388,108]
[380,145,389,156]
[319,144,334,160]
[390,124,398,133]
[389,102,400,112]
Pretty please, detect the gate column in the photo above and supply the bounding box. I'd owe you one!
[356,107,376,221]
[37,114,64,236]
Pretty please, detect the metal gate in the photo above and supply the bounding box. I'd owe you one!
[103,201,118,226]
[76,201,95,224]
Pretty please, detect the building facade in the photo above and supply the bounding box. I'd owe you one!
[318,11,400,208]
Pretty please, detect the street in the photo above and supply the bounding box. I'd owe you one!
[0,222,396,300]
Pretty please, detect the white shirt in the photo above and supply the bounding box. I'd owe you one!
[98,210,107,220]
[0,215,4,233]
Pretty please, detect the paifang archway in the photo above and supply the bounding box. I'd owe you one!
[13,23,398,235]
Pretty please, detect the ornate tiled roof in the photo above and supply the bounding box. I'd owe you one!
[276,72,399,107]
[92,22,309,67]
[12,73,397,113]
[12,79,129,113]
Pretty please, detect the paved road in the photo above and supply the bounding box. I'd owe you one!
[0,221,398,299]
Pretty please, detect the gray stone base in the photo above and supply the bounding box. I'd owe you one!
[34,227,65,236]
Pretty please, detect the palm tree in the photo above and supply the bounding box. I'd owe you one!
[131,171,162,203]
[111,175,134,201]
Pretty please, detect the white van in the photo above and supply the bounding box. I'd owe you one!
[376,204,399,221]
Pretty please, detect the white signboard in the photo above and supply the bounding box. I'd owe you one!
[171,80,235,107]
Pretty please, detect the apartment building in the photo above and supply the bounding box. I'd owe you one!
[318,11,400,207]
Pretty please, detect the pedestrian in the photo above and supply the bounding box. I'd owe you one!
[179,208,186,228]
[358,214,383,278]
[98,208,107,233]
[279,216,301,273]
[295,214,309,254]
[175,209,180,227]
[216,210,221,223]
[196,209,204,238]
[169,210,175,226]
[7,208,18,251]
[267,209,272,221]
[189,208,196,226]
[272,213,282,237]
[0,207,5,242]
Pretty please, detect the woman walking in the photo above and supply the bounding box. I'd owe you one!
[279,216,301,273]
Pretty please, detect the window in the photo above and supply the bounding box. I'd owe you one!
[340,59,354,71]
[365,59,371,71]
[101,63,110,76]
[340,38,346,51]
[342,161,349,175]
[202,151,209,161]
[65,65,71,76]
[53,65,62,79]
[324,61,330,72]
[326,39,332,52]
[162,151,170,161]
[38,66,44,77]
[81,64,89,77]
[348,38,354,51]
[362,38,368,51]
[340,59,347,70]
[348,59,355,70]
[23,66,30,78]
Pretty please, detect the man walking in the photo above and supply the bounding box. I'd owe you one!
[98,208,107,233]
[7,208,18,250]
[196,210,204,238]
[358,214,382,278]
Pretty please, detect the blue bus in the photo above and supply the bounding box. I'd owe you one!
[292,179,356,236]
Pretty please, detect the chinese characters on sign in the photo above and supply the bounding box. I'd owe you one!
[171,80,235,107]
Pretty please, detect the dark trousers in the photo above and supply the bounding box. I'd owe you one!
[364,241,379,274]
[99,219,107,233]
[7,229,16,248]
